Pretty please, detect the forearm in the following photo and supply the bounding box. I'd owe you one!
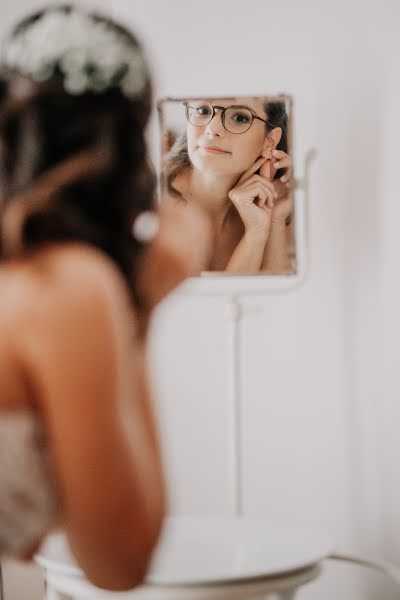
[261,222,293,274]
[225,230,268,274]
[66,396,166,591]
[136,343,165,469]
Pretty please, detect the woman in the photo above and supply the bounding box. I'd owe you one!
[0,4,209,591]
[165,97,294,274]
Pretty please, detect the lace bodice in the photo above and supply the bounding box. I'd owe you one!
[0,412,58,557]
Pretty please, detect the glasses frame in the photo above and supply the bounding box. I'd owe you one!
[184,102,273,134]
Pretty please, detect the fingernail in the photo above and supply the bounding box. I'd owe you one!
[272,150,279,155]
[280,175,287,182]
[273,162,280,168]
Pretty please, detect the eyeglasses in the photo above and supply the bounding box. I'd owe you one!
[184,101,272,134]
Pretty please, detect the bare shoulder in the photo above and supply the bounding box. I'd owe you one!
[36,243,130,302]
[0,243,135,350]
[0,243,130,409]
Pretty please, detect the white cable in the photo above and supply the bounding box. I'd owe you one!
[328,553,400,586]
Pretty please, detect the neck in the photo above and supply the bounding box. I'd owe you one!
[187,168,238,230]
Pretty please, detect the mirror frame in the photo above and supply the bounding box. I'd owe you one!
[157,94,309,297]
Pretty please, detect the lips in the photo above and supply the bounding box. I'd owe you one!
[201,145,230,154]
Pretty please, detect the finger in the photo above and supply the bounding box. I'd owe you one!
[259,158,272,181]
[273,180,290,201]
[256,188,267,207]
[254,184,274,209]
[273,157,292,170]
[246,174,276,195]
[237,156,267,185]
[284,179,293,189]
[235,181,270,206]
[266,187,274,209]
[261,204,273,218]
[280,173,292,184]
[261,177,277,197]
[272,149,291,160]
[261,206,272,218]
[241,178,274,201]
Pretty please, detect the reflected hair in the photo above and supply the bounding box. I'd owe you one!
[164,99,289,198]
[0,5,155,302]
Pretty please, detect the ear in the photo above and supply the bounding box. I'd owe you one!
[262,127,282,153]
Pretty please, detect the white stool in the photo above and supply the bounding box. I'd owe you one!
[36,516,332,600]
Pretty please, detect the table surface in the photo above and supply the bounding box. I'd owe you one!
[36,516,334,586]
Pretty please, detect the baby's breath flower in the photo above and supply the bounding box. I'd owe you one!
[2,7,147,98]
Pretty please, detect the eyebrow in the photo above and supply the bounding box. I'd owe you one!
[195,100,258,113]
[226,104,261,117]
[188,100,266,119]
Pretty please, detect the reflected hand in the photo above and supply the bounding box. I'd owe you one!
[269,149,293,225]
[228,157,276,239]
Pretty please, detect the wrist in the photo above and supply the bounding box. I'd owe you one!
[270,220,287,230]
[244,227,270,244]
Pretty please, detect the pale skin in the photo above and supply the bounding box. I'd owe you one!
[0,200,210,590]
[169,98,294,274]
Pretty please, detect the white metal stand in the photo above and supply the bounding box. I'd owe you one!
[225,150,316,516]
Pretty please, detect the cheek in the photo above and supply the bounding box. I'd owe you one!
[233,131,266,170]
[187,126,206,169]
[187,126,199,162]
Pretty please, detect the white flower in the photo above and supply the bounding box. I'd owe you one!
[2,7,147,98]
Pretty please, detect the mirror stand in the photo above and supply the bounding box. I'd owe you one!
[225,148,317,515]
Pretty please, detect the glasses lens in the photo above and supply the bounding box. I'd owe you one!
[186,102,213,126]
[224,107,253,133]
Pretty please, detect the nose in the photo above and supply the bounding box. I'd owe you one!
[205,108,225,137]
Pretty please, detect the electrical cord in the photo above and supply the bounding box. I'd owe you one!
[328,553,400,586]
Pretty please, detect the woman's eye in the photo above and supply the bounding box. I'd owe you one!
[232,112,250,123]
[196,106,212,116]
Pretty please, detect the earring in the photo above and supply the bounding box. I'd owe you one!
[131,210,160,243]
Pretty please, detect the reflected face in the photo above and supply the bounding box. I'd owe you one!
[186,98,269,177]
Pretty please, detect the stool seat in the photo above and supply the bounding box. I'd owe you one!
[36,516,333,600]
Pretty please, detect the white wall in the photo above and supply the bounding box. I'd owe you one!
[113,0,400,598]
[1,1,400,599]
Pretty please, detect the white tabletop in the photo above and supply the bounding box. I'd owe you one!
[36,516,334,586]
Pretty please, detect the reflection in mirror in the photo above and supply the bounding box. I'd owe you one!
[158,95,295,276]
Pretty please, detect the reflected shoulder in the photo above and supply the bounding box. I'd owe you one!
[169,168,189,201]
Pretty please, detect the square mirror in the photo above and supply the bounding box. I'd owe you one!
[157,95,296,280]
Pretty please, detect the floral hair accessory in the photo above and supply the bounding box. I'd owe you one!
[2,6,147,97]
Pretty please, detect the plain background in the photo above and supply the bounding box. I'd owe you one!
[1,0,400,598]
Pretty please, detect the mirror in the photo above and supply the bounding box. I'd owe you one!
[157,95,295,277]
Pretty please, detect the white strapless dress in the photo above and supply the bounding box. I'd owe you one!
[0,412,57,557]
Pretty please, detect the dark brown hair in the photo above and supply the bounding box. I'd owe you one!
[164,99,289,197]
[0,5,155,300]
